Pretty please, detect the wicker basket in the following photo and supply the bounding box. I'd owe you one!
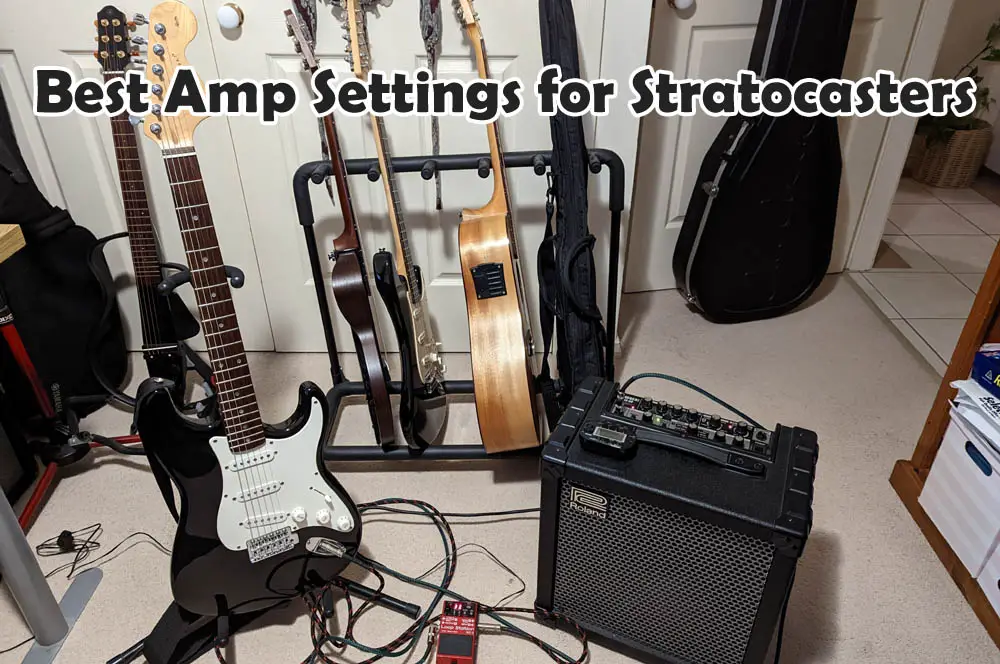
[913,122,994,188]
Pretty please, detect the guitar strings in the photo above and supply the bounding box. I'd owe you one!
[159,105,288,536]
[103,18,158,350]
[158,118,261,540]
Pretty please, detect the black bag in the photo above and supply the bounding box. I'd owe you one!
[536,0,607,428]
[0,86,127,423]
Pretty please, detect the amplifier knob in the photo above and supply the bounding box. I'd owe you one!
[687,410,700,423]
[686,422,699,434]
[709,415,721,429]
[736,422,749,436]
[733,435,745,448]
[714,431,727,442]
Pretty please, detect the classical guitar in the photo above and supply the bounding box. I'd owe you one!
[455,0,540,453]
[285,6,395,449]
[344,0,447,449]
[92,5,199,400]
[133,0,360,617]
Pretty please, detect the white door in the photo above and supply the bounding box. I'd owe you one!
[625,0,924,293]
[0,1,275,351]
[205,0,610,352]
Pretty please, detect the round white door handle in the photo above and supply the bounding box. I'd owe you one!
[217,3,244,29]
[670,0,694,10]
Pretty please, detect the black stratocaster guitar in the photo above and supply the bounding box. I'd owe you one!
[133,0,360,617]
[673,0,858,323]
[93,5,199,398]
[286,6,395,449]
[344,0,447,449]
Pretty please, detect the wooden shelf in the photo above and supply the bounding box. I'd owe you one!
[0,224,24,265]
[893,237,1000,648]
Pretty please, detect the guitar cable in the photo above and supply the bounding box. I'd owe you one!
[210,498,585,664]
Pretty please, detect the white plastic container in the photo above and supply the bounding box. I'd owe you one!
[919,410,1000,578]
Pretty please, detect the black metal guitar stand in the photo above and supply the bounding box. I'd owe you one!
[292,149,625,463]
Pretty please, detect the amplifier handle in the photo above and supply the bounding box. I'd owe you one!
[635,430,764,476]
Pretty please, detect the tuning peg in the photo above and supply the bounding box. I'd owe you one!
[152,44,164,56]
[92,50,100,61]
[151,104,162,116]
[154,23,166,36]
[128,21,137,32]
[128,115,143,126]
[151,63,163,76]
[151,84,163,96]
[150,123,162,135]
[132,36,147,45]
[132,13,147,25]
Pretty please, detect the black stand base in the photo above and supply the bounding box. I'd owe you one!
[323,379,537,462]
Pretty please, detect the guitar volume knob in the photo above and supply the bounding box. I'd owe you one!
[290,506,307,523]
[315,508,331,525]
[336,515,353,532]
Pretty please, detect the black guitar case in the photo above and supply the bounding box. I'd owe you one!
[673,0,858,323]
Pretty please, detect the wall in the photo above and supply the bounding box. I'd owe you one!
[933,0,1000,80]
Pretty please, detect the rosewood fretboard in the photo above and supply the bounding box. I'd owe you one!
[104,71,173,348]
[160,149,263,453]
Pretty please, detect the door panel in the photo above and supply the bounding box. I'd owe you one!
[625,0,921,293]
[206,0,604,352]
[0,1,274,351]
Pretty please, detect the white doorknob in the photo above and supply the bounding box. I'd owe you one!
[669,0,694,10]
[217,3,244,29]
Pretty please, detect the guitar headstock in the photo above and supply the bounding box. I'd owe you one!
[453,0,479,28]
[284,9,319,73]
[142,1,205,150]
[344,0,371,78]
[94,5,135,73]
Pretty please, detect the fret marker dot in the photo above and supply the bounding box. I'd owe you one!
[192,215,199,222]
[202,257,208,263]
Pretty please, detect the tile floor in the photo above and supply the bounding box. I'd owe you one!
[852,176,1000,374]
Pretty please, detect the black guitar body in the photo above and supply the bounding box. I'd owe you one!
[372,250,447,449]
[673,0,858,323]
[135,379,361,617]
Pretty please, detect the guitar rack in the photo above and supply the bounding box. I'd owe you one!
[292,148,625,462]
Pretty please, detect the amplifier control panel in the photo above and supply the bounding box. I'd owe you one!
[605,391,775,461]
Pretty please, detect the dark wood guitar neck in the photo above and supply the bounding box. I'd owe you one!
[160,149,264,453]
[103,71,176,349]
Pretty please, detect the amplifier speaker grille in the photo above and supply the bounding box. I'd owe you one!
[552,482,776,664]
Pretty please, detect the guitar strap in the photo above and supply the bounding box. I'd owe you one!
[536,0,607,426]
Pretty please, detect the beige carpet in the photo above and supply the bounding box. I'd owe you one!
[3,275,999,663]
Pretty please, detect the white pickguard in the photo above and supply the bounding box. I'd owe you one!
[209,397,354,553]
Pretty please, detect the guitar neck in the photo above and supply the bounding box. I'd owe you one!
[162,149,264,452]
[104,73,161,283]
[322,115,364,254]
[370,114,419,299]
[470,32,519,258]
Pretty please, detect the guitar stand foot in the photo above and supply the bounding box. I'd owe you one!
[323,380,540,463]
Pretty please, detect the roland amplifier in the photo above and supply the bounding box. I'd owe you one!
[535,377,817,664]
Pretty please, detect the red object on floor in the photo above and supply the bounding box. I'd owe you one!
[435,601,480,664]
[18,461,58,532]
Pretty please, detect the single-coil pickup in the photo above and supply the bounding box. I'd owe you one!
[235,481,281,503]
[227,450,276,471]
[242,512,288,529]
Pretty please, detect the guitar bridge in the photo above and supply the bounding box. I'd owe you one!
[246,527,298,563]
[471,262,507,300]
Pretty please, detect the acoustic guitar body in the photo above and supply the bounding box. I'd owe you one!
[459,211,540,453]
